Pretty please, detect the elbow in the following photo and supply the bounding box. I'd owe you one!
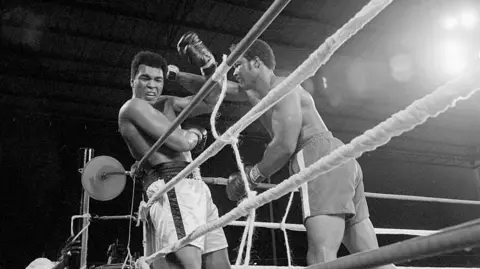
[278,142,296,159]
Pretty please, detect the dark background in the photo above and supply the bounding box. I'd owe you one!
[2,0,480,268]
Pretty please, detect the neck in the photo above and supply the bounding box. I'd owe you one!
[254,71,276,97]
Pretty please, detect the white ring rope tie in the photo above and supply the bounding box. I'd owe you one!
[210,55,258,266]
[281,192,295,267]
[136,0,397,266]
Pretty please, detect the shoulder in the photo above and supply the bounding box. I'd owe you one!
[119,98,151,118]
[274,76,304,93]
[271,76,301,107]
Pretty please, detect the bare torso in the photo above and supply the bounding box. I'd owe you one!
[118,96,191,171]
[245,77,329,147]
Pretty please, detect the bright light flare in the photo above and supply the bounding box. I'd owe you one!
[460,11,477,28]
[439,40,468,75]
[441,16,459,30]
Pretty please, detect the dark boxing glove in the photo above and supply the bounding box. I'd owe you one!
[184,125,208,154]
[226,165,266,201]
[167,64,179,81]
[177,31,217,77]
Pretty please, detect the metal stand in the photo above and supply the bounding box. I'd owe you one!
[78,148,94,269]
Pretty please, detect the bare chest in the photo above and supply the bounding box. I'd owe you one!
[247,92,274,137]
[155,98,177,121]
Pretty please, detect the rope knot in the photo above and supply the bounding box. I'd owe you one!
[137,201,149,226]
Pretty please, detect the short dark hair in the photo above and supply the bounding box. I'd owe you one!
[231,39,276,70]
[130,51,168,80]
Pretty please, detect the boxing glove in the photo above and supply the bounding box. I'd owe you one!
[184,125,208,153]
[167,64,179,81]
[177,31,217,77]
[226,165,266,201]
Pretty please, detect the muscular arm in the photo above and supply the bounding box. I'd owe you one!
[176,71,249,103]
[170,95,214,117]
[256,90,302,177]
[120,99,197,152]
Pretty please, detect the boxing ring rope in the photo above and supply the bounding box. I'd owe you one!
[206,174,474,236]
[203,177,480,206]
[228,221,437,237]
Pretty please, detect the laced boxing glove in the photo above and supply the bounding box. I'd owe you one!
[177,31,217,77]
[184,125,208,153]
[226,165,266,201]
[167,64,179,81]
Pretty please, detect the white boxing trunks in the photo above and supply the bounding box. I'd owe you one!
[144,161,228,255]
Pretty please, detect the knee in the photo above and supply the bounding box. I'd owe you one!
[307,245,338,264]
[167,252,202,269]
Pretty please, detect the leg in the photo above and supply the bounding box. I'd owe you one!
[291,138,354,265]
[343,218,396,269]
[201,181,230,269]
[343,218,379,252]
[202,248,231,269]
[164,245,202,269]
[304,214,346,265]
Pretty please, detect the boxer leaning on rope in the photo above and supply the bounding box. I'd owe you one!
[171,32,396,268]
[118,51,231,269]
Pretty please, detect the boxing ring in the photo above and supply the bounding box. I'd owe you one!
[72,0,480,268]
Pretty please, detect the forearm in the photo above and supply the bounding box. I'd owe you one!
[176,71,246,103]
[164,129,198,152]
[256,142,294,177]
[177,71,206,94]
[52,260,67,269]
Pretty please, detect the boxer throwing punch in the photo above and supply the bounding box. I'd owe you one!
[173,32,395,269]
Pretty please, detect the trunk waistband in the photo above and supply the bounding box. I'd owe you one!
[142,161,196,191]
[295,131,333,154]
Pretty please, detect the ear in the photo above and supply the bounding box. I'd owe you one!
[254,56,261,68]
[130,79,134,88]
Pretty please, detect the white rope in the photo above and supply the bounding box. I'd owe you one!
[202,177,480,206]
[210,54,258,266]
[137,0,394,227]
[281,192,295,267]
[120,175,137,269]
[229,221,437,236]
[245,210,257,265]
[366,192,480,205]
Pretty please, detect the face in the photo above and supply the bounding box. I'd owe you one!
[131,64,164,104]
[233,57,258,90]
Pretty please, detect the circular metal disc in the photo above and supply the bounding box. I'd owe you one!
[81,156,126,201]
